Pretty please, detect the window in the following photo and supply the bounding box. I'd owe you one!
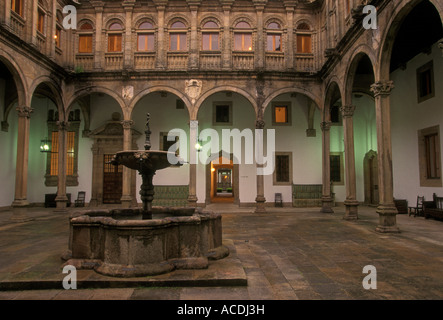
[213,102,233,125]
[55,14,62,48]
[274,152,293,185]
[234,22,253,51]
[11,0,23,16]
[37,9,45,34]
[330,104,342,125]
[137,21,155,52]
[417,61,435,103]
[45,110,81,187]
[169,21,187,51]
[418,126,442,187]
[202,21,219,51]
[330,152,344,185]
[296,23,312,54]
[266,22,282,52]
[78,22,93,53]
[272,102,291,126]
[108,22,123,52]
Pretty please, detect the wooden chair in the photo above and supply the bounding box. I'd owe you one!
[75,191,86,207]
[275,193,283,207]
[409,196,424,217]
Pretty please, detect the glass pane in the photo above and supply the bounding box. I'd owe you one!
[171,21,186,29]
[244,34,252,51]
[138,34,147,51]
[80,22,93,30]
[139,22,153,29]
[268,22,280,30]
[211,33,219,50]
[275,35,281,51]
[267,35,273,51]
[170,34,178,51]
[203,21,218,28]
[147,34,154,51]
[236,21,251,29]
[179,33,187,51]
[234,34,242,51]
[202,33,210,50]
[109,23,122,30]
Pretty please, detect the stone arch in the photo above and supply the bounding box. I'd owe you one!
[231,15,255,28]
[104,16,125,30]
[200,15,223,29]
[78,17,96,29]
[262,87,322,114]
[377,0,443,80]
[0,51,28,108]
[133,15,157,29]
[65,86,126,119]
[264,16,285,29]
[129,86,192,120]
[294,17,315,30]
[323,79,343,122]
[344,47,376,103]
[166,14,191,28]
[29,76,64,118]
[193,86,258,120]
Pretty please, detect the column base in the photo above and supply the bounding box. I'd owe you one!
[187,195,198,207]
[344,200,359,220]
[120,196,133,209]
[375,204,400,233]
[255,196,266,213]
[10,205,34,222]
[321,197,334,213]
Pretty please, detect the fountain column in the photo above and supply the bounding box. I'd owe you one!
[188,120,198,206]
[55,121,69,212]
[255,119,266,213]
[121,120,134,208]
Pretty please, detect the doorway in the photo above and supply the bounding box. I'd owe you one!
[103,154,123,204]
[364,150,379,206]
[206,154,239,204]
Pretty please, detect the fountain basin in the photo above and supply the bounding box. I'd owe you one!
[64,207,229,277]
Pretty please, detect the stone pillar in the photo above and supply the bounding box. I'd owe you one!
[370,80,399,233]
[221,0,234,70]
[438,39,443,57]
[253,1,265,70]
[255,119,266,213]
[284,2,295,70]
[4,0,11,26]
[155,1,167,69]
[341,105,359,220]
[12,106,33,207]
[187,0,201,70]
[188,120,198,206]
[11,106,33,222]
[321,121,334,213]
[123,1,135,69]
[121,120,134,208]
[92,1,104,69]
[55,121,69,212]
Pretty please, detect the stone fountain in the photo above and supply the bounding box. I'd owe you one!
[64,114,229,277]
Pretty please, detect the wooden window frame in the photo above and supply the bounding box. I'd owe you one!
[418,125,442,187]
[273,152,293,186]
[272,102,292,126]
[234,32,253,52]
[417,60,435,103]
[11,0,23,16]
[202,32,220,51]
[212,102,233,126]
[330,152,344,185]
[266,33,282,52]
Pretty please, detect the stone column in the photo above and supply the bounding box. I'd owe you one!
[370,80,399,233]
[154,1,167,69]
[11,106,33,222]
[187,0,201,70]
[188,120,198,206]
[438,39,443,57]
[55,121,69,212]
[12,106,33,207]
[221,0,234,70]
[284,2,295,70]
[92,1,104,69]
[253,1,265,70]
[321,121,334,213]
[255,119,266,213]
[341,105,359,220]
[121,120,134,208]
[123,1,135,69]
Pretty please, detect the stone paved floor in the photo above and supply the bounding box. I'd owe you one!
[0,204,443,300]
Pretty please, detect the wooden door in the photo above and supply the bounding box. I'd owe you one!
[103,154,123,204]
[369,156,379,205]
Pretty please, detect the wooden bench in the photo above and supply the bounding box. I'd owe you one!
[423,193,443,221]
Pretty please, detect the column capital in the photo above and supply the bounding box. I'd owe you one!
[256,119,266,129]
[438,39,443,57]
[16,106,33,118]
[57,121,70,131]
[190,120,199,129]
[340,105,356,118]
[320,121,331,132]
[121,120,134,129]
[371,81,395,97]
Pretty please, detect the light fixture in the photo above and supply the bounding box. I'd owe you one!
[195,140,203,152]
[40,137,52,153]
